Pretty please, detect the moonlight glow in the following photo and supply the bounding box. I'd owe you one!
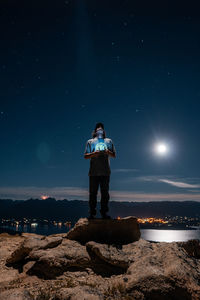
[155,143,168,155]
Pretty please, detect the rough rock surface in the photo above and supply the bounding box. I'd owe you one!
[0,217,200,299]
[66,216,141,245]
[6,234,62,264]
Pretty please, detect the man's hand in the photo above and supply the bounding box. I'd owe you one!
[84,149,116,159]
[84,150,101,159]
[93,150,101,157]
[104,149,116,158]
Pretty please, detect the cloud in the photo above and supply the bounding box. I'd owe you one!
[0,186,88,200]
[112,168,139,173]
[158,179,200,188]
[109,191,200,201]
[136,175,161,182]
[137,175,200,189]
[0,186,200,202]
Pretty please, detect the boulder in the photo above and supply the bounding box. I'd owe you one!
[2,218,200,299]
[26,239,91,279]
[6,235,62,264]
[66,216,141,245]
[0,288,33,300]
[55,286,103,300]
[86,241,130,269]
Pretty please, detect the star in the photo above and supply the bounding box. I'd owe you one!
[113,56,120,63]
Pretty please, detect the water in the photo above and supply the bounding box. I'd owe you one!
[1,225,200,242]
[140,229,200,242]
[0,224,72,236]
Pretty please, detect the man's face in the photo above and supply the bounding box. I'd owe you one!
[95,128,107,151]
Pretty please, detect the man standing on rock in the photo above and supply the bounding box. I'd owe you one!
[84,122,116,219]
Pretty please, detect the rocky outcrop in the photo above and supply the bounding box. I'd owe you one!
[66,216,141,245]
[0,289,33,300]
[1,217,200,299]
[26,238,91,279]
[6,234,62,264]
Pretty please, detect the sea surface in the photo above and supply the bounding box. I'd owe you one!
[140,228,200,242]
[1,224,200,242]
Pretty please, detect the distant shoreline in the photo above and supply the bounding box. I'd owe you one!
[0,224,199,236]
[139,225,198,230]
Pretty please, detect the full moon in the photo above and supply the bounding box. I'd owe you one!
[155,143,168,155]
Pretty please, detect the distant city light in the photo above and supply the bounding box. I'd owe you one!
[31,222,38,227]
[137,217,168,224]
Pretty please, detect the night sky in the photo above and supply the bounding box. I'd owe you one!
[1,0,200,201]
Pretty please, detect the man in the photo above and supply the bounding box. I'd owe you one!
[84,122,116,219]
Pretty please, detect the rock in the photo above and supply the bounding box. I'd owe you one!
[55,286,103,300]
[6,235,62,264]
[0,288,33,300]
[26,238,91,279]
[177,239,200,258]
[66,216,141,245]
[0,234,25,286]
[85,241,129,277]
[21,233,44,239]
[125,240,200,299]
[22,261,36,273]
[86,241,130,269]
[2,218,200,299]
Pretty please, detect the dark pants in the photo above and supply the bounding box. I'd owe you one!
[89,175,110,215]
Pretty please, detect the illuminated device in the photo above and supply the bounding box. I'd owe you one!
[95,129,108,151]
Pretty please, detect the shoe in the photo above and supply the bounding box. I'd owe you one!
[101,214,111,219]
